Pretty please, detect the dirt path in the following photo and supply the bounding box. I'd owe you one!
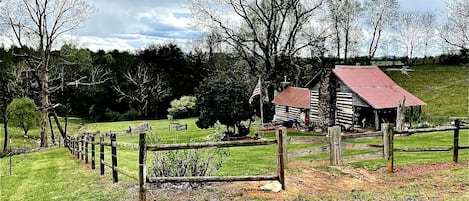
[145,162,469,200]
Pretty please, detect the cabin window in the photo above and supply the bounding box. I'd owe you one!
[286,106,289,113]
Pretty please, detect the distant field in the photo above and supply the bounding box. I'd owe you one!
[386,64,469,117]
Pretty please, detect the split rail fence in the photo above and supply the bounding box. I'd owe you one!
[285,119,468,169]
[63,120,467,200]
[64,127,288,201]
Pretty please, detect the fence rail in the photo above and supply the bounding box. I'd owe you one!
[64,127,288,201]
[65,132,138,184]
[138,127,287,201]
[61,119,467,201]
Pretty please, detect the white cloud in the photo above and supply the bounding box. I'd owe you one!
[74,0,201,51]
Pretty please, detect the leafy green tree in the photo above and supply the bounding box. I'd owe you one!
[195,71,253,136]
[167,96,197,119]
[6,97,41,137]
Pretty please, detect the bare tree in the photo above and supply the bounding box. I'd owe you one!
[396,10,423,64]
[113,63,170,117]
[420,10,438,59]
[192,0,323,119]
[363,0,399,64]
[441,0,468,52]
[0,0,94,147]
[326,0,362,64]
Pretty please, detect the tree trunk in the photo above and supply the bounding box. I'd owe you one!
[52,110,65,138]
[344,29,349,64]
[48,113,55,144]
[2,115,7,152]
[40,53,50,147]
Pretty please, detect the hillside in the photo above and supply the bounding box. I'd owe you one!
[386,64,469,117]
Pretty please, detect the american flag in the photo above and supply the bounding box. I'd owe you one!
[249,78,261,104]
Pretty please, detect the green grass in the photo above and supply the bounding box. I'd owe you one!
[2,117,468,200]
[386,64,469,117]
[347,130,469,170]
[345,131,469,149]
[0,148,129,201]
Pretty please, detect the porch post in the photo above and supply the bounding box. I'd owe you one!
[374,110,380,130]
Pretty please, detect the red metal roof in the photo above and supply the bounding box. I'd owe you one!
[333,65,426,109]
[272,87,310,109]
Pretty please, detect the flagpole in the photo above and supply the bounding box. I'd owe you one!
[259,78,264,136]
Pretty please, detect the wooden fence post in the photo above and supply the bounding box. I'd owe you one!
[276,127,287,190]
[111,133,118,183]
[73,137,76,155]
[100,135,105,175]
[80,135,84,160]
[139,133,147,201]
[382,124,389,159]
[85,134,89,164]
[75,137,79,159]
[382,123,394,173]
[453,119,460,163]
[328,126,343,166]
[70,137,73,154]
[91,135,96,170]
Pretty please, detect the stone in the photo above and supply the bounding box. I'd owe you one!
[260,181,282,192]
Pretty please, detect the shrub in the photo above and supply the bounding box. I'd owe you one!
[147,131,229,188]
[167,96,197,119]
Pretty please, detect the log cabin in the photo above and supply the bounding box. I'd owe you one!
[272,65,426,130]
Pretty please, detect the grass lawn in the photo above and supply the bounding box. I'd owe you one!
[1,118,468,200]
[386,64,469,117]
[0,148,130,201]
[347,130,469,170]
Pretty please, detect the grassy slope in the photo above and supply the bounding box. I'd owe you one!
[386,64,469,117]
[0,148,129,201]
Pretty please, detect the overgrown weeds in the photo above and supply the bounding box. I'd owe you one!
[147,130,230,189]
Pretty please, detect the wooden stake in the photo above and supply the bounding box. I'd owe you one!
[328,126,342,166]
[91,135,95,170]
[382,123,394,173]
[100,135,104,175]
[453,119,460,163]
[138,133,147,201]
[111,134,118,183]
[276,127,287,190]
[85,134,89,164]
[80,135,84,160]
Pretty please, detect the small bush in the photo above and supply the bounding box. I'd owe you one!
[148,148,229,188]
[167,96,197,119]
[147,131,229,188]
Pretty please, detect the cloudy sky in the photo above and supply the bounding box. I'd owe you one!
[1,0,446,52]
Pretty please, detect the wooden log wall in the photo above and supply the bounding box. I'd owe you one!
[274,105,302,123]
[310,91,319,124]
[335,92,353,127]
[311,91,353,127]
